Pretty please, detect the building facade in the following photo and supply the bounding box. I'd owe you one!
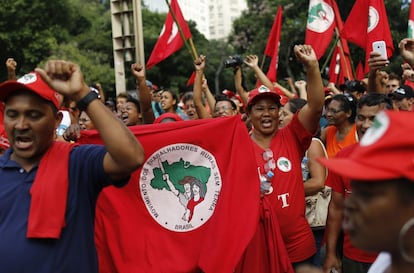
[144,0,247,40]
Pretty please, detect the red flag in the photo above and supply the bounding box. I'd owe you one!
[146,0,192,69]
[265,7,283,82]
[86,117,261,273]
[305,0,336,59]
[186,71,196,86]
[409,0,414,38]
[331,0,350,55]
[341,0,394,72]
[328,43,354,85]
[355,61,366,80]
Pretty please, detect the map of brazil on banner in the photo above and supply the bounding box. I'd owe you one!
[79,116,260,273]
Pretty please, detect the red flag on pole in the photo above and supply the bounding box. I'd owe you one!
[331,0,353,80]
[341,0,394,72]
[328,44,353,85]
[305,0,336,60]
[186,71,196,86]
[265,6,283,82]
[408,0,414,38]
[88,117,261,273]
[146,0,192,69]
[331,0,350,55]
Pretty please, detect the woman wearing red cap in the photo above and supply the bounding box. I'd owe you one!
[234,44,325,273]
[319,110,414,273]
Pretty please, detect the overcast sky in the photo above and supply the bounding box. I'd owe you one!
[143,0,168,13]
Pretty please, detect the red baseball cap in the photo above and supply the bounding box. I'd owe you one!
[153,113,183,124]
[0,72,60,109]
[246,85,281,109]
[318,110,414,181]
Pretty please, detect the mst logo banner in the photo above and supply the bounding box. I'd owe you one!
[140,143,221,232]
[84,116,261,273]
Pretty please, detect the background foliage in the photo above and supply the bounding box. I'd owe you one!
[0,0,410,99]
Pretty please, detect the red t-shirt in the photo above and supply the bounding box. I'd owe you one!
[253,114,316,263]
[326,144,378,263]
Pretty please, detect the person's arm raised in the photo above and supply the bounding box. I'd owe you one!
[400,38,414,68]
[367,51,389,93]
[36,60,144,181]
[201,78,215,115]
[6,58,17,80]
[233,66,248,106]
[131,63,155,124]
[193,55,210,119]
[244,54,274,91]
[294,45,324,134]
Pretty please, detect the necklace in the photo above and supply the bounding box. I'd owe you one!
[259,148,275,195]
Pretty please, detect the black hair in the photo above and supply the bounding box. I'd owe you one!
[126,97,141,113]
[182,91,205,106]
[161,89,178,111]
[388,72,402,83]
[345,80,366,93]
[287,98,307,114]
[214,95,237,110]
[394,178,414,205]
[331,93,357,123]
[358,93,393,110]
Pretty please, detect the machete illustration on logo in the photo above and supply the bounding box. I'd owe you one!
[140,143,222,232]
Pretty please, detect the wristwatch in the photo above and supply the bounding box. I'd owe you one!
[76,89,100,111]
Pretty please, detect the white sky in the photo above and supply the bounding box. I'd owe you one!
[143,0,168,13]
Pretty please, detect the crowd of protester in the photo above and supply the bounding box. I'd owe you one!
[1,37,414,273]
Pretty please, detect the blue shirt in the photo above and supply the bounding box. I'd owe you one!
[0,144,125,273]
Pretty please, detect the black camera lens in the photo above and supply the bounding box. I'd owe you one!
[224,55,244,68]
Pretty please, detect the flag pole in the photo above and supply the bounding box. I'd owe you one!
[335,27,354,80]
[165,0,198,60]
[320,35,339,74]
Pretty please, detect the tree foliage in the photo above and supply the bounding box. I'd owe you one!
[0,0,411,97]
[229,0,410,85]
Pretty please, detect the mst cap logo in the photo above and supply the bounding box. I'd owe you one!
[18,72,37,84]
[140,143,222,232]
[360,111,390,146]
[307,0,334,33]
[368,6,379,33]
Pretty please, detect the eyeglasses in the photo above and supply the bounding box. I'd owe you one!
[214,105,233,113]
[325,108,343,114]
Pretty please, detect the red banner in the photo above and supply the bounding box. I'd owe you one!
[265,7,283,82]
[305,0,336,60]
[81,117,261,273]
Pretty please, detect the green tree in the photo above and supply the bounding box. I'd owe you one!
[229,0,410,85]
[0,0,73,80]
[1,0,411,97]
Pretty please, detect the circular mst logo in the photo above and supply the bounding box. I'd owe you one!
[140,143,222,232]
[307,0,334,33]
[368,6,379,33]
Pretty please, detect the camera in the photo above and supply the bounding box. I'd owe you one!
[223,55,244,68]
